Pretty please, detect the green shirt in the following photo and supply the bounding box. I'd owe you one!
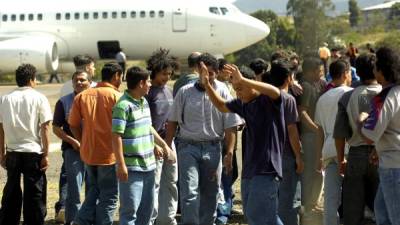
[112,91,156,171]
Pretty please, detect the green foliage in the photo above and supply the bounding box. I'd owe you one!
[0,74,15,84]
[348,0,360,27]
[287,0,334,56]
[376,31,400,51]
[232,10,295,65]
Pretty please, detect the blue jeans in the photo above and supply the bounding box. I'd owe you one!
[176,138,222,225]
[278,153,301,225]
[323,159,342,225]
[241,175,283,225]
[74,164,118,225]
[119,170,155,225]
[64,148,85,224]
[374,168,400,225]
[150,159,178,225]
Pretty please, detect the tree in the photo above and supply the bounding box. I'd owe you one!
[287,0,334,56]
[349,0,360,27]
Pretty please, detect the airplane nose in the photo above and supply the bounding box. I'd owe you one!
[246,17,270,44]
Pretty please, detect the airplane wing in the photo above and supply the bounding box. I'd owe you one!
[0,34,59,74]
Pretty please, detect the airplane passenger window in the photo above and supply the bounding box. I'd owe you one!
[28,14,34,21]
[56,13,61,20]
[209,7,220,15]
[150,11,155,18]
[102,12,108,19]
[140,11,146,18]
[11,14,16,21]
[74,13,80,20]
[65,13,71,20]
[121,11,127,18]
[159,10,164,18]
[84,12,89,19]
[2,15,7,22]
[131,11,136,18]
[93,12,99,19]
[20,14,25,21]
[112,12,117,19]
[220,7,228,15]
[38,14,43,20]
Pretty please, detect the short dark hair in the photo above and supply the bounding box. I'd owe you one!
[249,58,268,75]
[73,55,95,68]
[101,62,122,81]
[270,50,289,62]
[302,57,322,74]
[218,58,228,71]
[375,47,400,83]
[126,66,150,89]
[16,64,36,87]
[187,52,201,68]
[239,65,256,80]
[72,70,90,81]
[329,59,350,80]
[268,59,293,87]
[198,53,218,72]
[146,48,179,79]
[355,53,376,82]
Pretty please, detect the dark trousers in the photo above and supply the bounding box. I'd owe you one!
[343,146,379,225]
[0,152,47,225]
[55,151,67,213]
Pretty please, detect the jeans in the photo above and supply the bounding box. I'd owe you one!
[64,148,86,224]
[55,151,67,214]
[176,138,222,225]
[374,168,400,225]
[278,152,301,225]
[150,159,178,225]
[0,152,47,225]
[119,170,155,225]
[301,132,323,211]
[241,175,283,225]
[323,159,343,225]
[74,164,118,225]
[343,146,378,225]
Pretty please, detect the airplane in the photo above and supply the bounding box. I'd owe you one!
[0,0,270,75]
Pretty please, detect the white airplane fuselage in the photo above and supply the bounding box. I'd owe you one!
[0,0,269,74]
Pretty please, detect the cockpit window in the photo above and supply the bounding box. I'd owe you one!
[220,7,229,15]
[209,7,220,15]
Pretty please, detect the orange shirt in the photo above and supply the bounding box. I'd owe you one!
[69,82,122,165]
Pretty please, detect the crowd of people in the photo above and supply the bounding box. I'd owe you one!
[0,44,400,225]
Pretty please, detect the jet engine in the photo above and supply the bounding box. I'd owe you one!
[0,36,59,74]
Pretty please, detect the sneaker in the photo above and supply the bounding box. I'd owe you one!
[55,208,65,224]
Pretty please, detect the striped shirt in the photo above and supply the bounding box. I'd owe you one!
[112,91,156,172]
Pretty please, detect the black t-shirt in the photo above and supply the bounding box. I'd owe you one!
[53,99,74,151]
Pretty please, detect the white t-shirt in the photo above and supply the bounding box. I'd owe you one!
[0,87,53,154]
[362,85,400,168]
[315,86,353,159]
[60,80,97,97]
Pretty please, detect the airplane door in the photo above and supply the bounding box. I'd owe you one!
[172,8,187,32]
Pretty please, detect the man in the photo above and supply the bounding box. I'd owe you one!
[0,64,52,225]
[115,48,127,79]
[319,42,331,76]
[60,54,96,97]
[249,58,268,81]
[172,51,201,97]
[315,59,353,225]
[53,70,91,225]
[269,59,304,225]
[69,62,123,225]
[166,53,242,225]
[361,47,400,225]
[333,53,381,225]
[201,61,285,225]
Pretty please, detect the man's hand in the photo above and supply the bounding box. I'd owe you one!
[295,156,304,174]
[71,139,80,151]
[338,160,347,177]
[162,145,176,164]
[154,145,164,160]
[369,149,379,166]
[0,154,6,169]
[224,64,243,85]
[199,62,210,87]
[223,152,233,175]
[316,158,323,174]
[117,164,128,182]
[40,155,49,171]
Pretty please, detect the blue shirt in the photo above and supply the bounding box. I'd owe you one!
[226,94,285,178]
